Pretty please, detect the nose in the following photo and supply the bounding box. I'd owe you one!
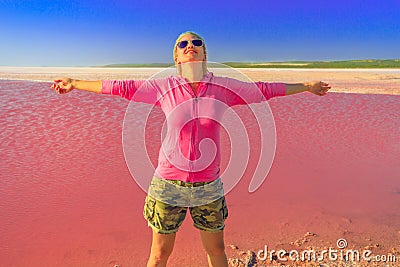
[186,40,194,49]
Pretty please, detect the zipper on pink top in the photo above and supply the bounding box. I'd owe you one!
[188,83,202,181]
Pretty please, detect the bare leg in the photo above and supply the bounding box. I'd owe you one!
[147,230,176,267]
[200,230,228,267]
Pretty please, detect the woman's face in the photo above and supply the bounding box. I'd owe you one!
[174,34,206,65]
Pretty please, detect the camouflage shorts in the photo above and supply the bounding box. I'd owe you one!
[143,176,228,234]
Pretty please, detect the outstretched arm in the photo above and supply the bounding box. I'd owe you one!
[51,78,102,94]
[285,81,331,96]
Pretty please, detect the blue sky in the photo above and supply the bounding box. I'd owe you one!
[0,0,399,66]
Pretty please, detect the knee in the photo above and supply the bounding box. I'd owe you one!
[148,249,172,266]
[204,242,226,256]
[150,245,173,261]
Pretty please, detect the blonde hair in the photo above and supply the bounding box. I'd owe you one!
[173,31,208,75]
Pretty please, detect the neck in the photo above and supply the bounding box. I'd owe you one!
[180,61,206,83]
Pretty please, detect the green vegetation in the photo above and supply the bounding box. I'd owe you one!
[99,59,400,69]
[223,59,400,68]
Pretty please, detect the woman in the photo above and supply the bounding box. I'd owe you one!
[52,31,331,267]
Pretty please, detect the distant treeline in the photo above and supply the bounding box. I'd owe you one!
[99,59,400,68]
[224,59,400,68]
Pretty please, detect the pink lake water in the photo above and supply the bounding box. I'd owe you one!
[0,80,399,266]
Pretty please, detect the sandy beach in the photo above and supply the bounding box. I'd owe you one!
[1,68,399,267]
[0,66,399,95]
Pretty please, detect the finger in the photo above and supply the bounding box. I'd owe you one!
[56,82,66,89]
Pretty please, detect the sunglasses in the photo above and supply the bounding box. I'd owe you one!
[176,39,203,49]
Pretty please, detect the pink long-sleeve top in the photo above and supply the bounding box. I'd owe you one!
[102,72,286,183]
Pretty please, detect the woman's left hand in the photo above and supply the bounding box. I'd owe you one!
[306,81,331,96]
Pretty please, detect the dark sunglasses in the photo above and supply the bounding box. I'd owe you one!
[177,39,203,49]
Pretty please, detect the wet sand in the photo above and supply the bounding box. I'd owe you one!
[1,66,399,95]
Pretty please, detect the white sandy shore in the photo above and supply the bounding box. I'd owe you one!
[0,66,399,95]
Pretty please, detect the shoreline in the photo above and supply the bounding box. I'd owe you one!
[1,66,400,95]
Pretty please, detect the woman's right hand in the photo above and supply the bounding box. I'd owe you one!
[51,78,75,94]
